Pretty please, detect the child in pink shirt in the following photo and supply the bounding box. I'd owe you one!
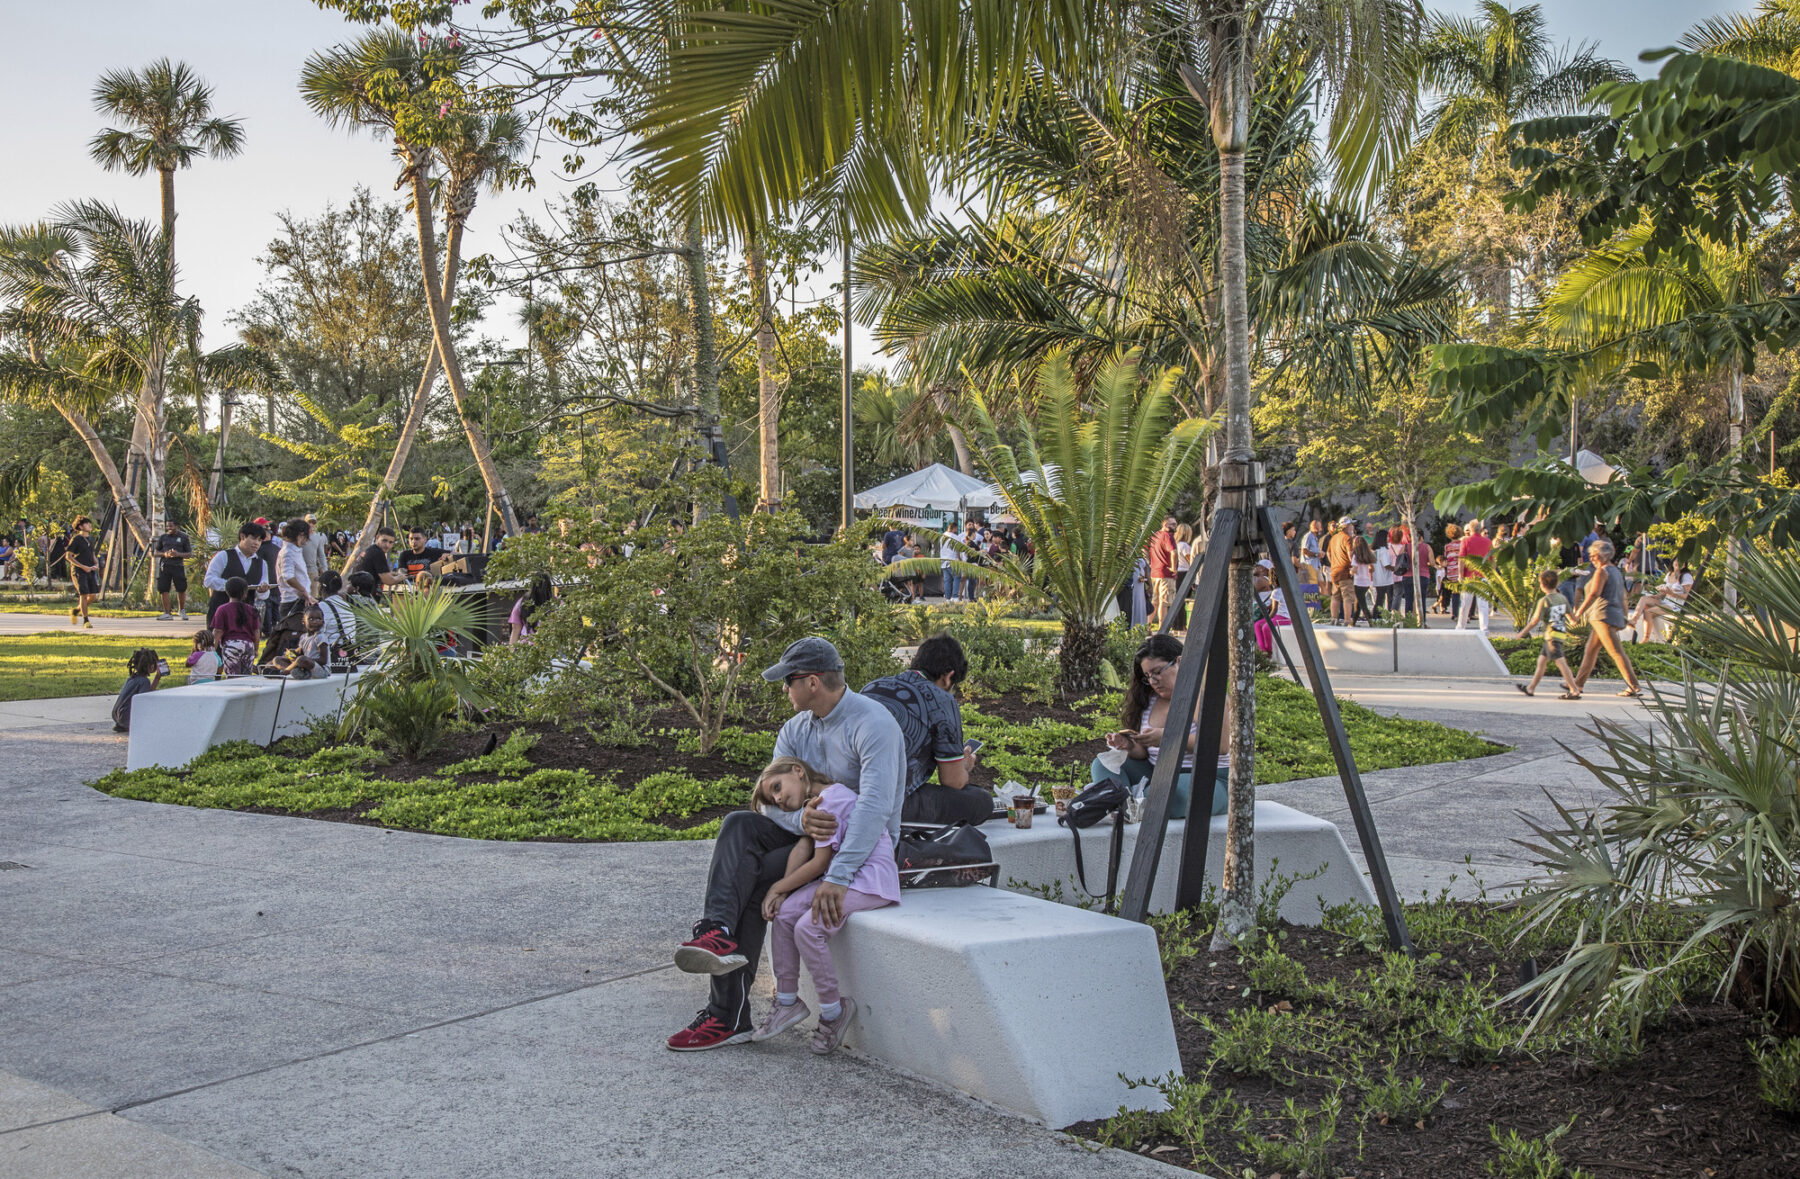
[748,756,900,1054]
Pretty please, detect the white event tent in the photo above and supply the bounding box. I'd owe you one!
[854,463,1000,512]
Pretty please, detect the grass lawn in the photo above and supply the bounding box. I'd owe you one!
[0,632,191,701]
[88,675,1506,842]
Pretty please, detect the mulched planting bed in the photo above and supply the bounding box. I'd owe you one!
[1071,906,1800,1178]
[89,678,1507,842]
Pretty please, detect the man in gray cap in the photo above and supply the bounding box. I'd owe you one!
[666,636,907,1052]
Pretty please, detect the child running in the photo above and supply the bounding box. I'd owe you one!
[748,756,899,1054]
[1514,570,1580,699]
[186,630,222,683]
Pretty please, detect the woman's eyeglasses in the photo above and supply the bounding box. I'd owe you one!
[1141,661,1176,680]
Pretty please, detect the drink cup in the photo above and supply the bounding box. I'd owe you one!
[1052,784,1077,816]
[1013,795,1037,828]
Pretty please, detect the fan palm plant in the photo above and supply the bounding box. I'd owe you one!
[1512,543,1800,1037]
[342,586,488,758]
[945,350,1212,694]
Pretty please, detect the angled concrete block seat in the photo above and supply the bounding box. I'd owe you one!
[1306,626,1509,677]
[982,800,1376,923]
[126,673,361,771]
[806,886,1180,1128]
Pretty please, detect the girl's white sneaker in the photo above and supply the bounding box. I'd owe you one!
[751,998,810,1042]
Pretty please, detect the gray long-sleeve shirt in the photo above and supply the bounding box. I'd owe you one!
[771,689,907,888]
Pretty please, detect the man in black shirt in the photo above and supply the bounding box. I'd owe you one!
[394,527,448,583]
[66,516,100,628]
[353,528,406,589]
[861,634,988,825]
[152,522,193,620]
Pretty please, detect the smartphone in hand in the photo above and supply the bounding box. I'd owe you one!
[156,659,170,675]
[963,738,984,756]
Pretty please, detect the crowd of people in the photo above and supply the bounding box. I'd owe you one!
[877,519,1033,603]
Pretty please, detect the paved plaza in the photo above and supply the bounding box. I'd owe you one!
[0,674,1645,1178]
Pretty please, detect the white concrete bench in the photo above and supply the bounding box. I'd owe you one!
[126,673,361,770]
[806,886,1180,1127]
[1309,627,1509,677]
[983,801,1376,922]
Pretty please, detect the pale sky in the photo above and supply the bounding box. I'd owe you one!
[0,0,1743,367]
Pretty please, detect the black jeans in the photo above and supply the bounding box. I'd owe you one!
[702,810,799,1030]
[902,783,993,826]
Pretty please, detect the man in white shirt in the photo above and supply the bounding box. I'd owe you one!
[938,528,963,601]
[276,520,314,620]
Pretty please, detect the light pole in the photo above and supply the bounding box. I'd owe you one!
[841,236,854,532]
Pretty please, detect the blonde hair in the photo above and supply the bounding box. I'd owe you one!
[752,756,831,812]
[1174,523,1193,543]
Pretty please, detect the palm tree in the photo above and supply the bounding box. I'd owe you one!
[89,58,244,524]
[0,224,153,547]
[89,59,245,269]
[344,108,529,565]
[1417,3,1629,161]
[955,351,1212,692]
[1684,0,1800,74]
[301,32,522,539]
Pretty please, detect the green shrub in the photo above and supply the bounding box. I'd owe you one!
[1484,1118,1591,1179]
[1361,1064,1448,1125]
[359,679,460,761]
[1752,1035,1800,1114]
[1241,1091,1348,1177]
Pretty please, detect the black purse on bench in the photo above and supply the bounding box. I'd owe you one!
[895,822,995,889]
[1058,780,1130,909]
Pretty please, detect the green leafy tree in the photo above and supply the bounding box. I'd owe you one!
[1256,373,1479,620]
[491,466,894,753]
[256,390,425,524]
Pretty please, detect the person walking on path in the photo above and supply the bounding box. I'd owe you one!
[152,521,193,621]
[1146,516,1178,630]
[665,637,906,1051]
[1454,519,1494,633]
[1513,570,1580,698]
[1572,540,1642,697]
[65,516,100,628]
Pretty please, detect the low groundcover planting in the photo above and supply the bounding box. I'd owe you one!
[1076,887,1800,1178]
[88,675,1503,842]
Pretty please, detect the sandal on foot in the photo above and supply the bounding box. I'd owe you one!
[1558,691,1582,700]
[1515,684,1534,697]
[1616,688,1642,697]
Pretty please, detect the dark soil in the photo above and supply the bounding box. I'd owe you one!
[1071,922,1800,1178]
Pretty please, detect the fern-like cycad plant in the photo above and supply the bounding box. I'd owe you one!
[342,586,487,758]
[1512,543,1800,1037]
[953,350,1212,694]
[1462,551,1550,631]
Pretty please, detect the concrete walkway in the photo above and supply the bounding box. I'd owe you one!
[0,676,1642,1178]
[0,612,202,638]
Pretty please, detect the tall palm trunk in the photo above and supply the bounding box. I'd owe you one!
[1726,360,1745,608]
[685,214,720,422]
[345,190,463,570]
[55,398,152,547]
[928,385,975,474]
[747,237,780,510]
[208,392,234,505]
[404,150,520,537]
[1208,19,1259,950]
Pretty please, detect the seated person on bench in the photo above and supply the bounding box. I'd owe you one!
[1089,632,1229,820]
[861,634,988,826]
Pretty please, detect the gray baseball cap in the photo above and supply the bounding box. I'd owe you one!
[762,636,845,682]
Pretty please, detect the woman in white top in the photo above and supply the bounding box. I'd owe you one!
[1372,528,1397,615]
[1089,632,1231,819]
[1170,523,1195,630]
[1627,559,1694,642]
[1350,536,1376,625]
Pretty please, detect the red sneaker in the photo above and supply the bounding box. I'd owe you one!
[674,926,747,975]
[666,1011,752,1052]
